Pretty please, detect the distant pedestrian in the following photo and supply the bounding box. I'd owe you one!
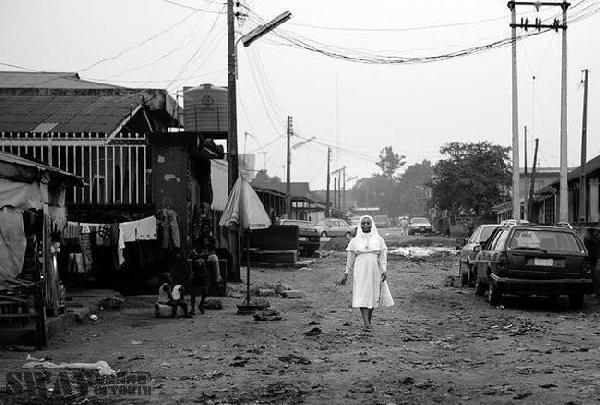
[337,215,394,331]
[399,217,409,236]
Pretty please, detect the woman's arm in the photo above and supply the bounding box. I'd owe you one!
[345,251,357,275]
[338,251,356,285]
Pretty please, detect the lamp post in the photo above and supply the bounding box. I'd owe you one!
[227,4,291,278]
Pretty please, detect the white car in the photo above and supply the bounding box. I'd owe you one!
[316,218,353,238]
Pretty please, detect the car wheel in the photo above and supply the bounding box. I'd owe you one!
[320,232,327,238]
[459,262,468,287]
[569,293,584,309]
[474,275,486,296]
[486,281,501,306]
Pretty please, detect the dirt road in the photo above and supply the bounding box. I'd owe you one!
[2,243,600,404]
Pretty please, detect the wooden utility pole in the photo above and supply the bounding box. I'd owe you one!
[528,138,539,222]
[333,177,337,210]
[342,167,346,212]
[508,2,521,222]
[580,69,589,222]
[524,126,528,221]
[227,0,240,280]
[326,147,331,216]
[286,116,293,217]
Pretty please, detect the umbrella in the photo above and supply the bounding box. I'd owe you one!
[219,176,271,310]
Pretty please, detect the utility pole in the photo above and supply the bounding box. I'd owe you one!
[286,116,293,218]
[524,126,528,221]
[559,0,569,223]
[342,167,346,212]
[528,138,539,222]
[227,0,240,281]
[333,177,337,210]
[508,0,569,222]
[326,147,331,216]
[580,69,589,222]
[260,151,267,171]
[508,1,521,222]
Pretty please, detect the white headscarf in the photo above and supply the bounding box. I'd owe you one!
[346,215,387,252]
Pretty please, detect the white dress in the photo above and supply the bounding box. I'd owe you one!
[346,234,393,309]
[351,250,383,308]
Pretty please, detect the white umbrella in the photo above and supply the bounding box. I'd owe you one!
[219,176,271,309]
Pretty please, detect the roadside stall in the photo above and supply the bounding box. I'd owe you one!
[0,152,83,347]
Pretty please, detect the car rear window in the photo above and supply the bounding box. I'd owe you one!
[411,218,428,224]
[508,229,583,252]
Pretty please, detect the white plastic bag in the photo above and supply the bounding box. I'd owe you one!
[379,281,394,307]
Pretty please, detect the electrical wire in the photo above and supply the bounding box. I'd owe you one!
[79,9,198,73]
[159,0,226,14]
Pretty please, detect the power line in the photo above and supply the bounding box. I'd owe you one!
[79,10,198,73]
[159,0,226,14]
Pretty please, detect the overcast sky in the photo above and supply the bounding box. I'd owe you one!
[1,0,599,190]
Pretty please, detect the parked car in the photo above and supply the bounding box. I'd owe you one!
[278,219,320,255]
[473,224,593,308]
[373,214,391,228]
[316,218,353,238]
[408,217,433,235]
[458,224,500,287]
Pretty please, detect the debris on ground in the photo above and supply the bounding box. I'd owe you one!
[22,360,116,375]
[281,290,303,298]
[98,296,124,310]
[278,354,312,365]
[304,327,322,337]
[204,298,223,310]
[253,308,283,321]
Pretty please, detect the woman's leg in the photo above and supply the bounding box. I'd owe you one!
[359,307,370,328]
[367,309,373,326]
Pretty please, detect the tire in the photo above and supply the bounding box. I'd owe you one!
[459,262,468,287]
[475,275,486,296]
[486,281,501,306]
[569,293,584,309]
[320,231,327,238]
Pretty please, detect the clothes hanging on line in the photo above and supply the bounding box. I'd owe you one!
[118,216,158,265]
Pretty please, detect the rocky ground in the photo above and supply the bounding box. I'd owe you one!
[2,235,600,404]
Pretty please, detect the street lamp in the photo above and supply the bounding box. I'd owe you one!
[227,4,291,279]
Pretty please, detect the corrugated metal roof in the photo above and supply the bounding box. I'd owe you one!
[0,71,123,89]
[0,150,83,186]
[0,93,144,133]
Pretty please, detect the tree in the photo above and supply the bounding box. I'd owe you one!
[429,142,511,215]
[396,160,434,216]
[376,146,406,179]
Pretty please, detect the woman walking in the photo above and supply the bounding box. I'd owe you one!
[338,215,394,331]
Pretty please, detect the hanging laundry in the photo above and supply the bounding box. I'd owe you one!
[117,216,159,265]
[95,225,112,246]
[157,209,180,250]
[63,222,81,239]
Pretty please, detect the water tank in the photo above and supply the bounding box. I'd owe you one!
[183,83,228,133]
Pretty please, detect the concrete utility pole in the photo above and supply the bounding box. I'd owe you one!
[343,167,346,212]
[559,1,569,223]
[508,0,569,222]
[580,69,589,222]
[326,147,331,216]
[286,116,293,217]
[509,1,521,222]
